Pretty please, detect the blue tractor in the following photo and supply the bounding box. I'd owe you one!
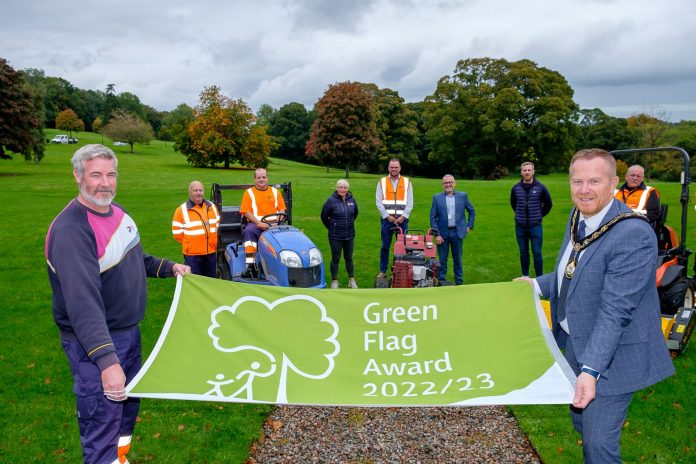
[211,182,326,288]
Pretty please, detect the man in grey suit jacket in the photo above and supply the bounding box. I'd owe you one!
[429,174,476,285]
[530,149,674,463]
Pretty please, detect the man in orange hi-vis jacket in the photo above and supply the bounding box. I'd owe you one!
[239,168,286,275]
[172,180,220,277]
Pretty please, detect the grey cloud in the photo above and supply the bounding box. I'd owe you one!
[290,0,377,33]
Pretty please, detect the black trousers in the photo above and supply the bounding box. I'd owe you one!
[328,238,355,279]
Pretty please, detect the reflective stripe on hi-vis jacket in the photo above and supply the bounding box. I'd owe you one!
[380,176,410,216]
[244,186,282,221]
[614,186,654,215]
[171,201,220,255]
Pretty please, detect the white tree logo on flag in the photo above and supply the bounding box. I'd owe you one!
[207,294,340,402]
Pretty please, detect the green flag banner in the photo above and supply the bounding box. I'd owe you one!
[127,275,575,406]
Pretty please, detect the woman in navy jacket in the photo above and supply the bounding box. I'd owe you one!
[320,179,359,288]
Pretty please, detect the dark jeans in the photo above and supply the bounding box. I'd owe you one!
[329,238,355,279]
[184,253,217,278]
[437,227,464,284]
[380,217,409,273]
[515,223,544,276]
[61,326,142,464]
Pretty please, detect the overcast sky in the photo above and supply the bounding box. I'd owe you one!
[2,0,695,121]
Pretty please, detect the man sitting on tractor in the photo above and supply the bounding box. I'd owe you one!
[240,168,286,275]
[614,164,661,228]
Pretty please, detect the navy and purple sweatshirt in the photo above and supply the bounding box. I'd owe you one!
[46,199,175,370]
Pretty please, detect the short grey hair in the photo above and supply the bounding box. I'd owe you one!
[71,144,118,178]
[336,179,349,189]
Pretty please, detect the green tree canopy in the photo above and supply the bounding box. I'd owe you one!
[575,108,639,151]
[255,104,276,127]
[306,81,380,177]
[161,103,195,152]
[0,58,44,162]
[101,110,154,153]
[359,83,419,173]
[424,57,579,178]
[180,86,271,168]
[268,102,313,162]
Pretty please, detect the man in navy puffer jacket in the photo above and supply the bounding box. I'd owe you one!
[510,161,553,276]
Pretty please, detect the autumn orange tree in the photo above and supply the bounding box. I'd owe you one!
[306,81,380,177]
[182,86,270,168]
[55,108,84,138]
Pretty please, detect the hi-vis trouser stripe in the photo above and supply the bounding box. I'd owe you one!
[244,241,257,263]
[116,435,131,463]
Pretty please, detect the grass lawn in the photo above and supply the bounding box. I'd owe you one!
[1,132,693,463]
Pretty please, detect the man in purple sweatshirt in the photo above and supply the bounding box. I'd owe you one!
[46,144,190,464]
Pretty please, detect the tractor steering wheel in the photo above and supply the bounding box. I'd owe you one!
[260,212,289,226]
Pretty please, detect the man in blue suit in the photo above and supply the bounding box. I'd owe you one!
[531,149,674,463]
[429,174,476,285]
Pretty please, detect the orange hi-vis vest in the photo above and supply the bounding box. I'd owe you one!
[171,200,220,256]
[240,186,286,221]
[240,186,287,264]
[614,186,655,215]
[380,175,410,216]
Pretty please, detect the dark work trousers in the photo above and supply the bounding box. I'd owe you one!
[329,238,355,279]
[61,326,142,464]
[380,217,409,273]
[515,223,544,277]
[184,253,217,278]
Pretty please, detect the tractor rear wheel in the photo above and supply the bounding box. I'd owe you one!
[659,276,694,316]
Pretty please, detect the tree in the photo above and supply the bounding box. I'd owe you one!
[268,102,313,161]
[23,69,105,132]
[255,104,276,127]
[424,58,578,178]
[143,105,165,138]
[161,103,195,153]
[627,112,669,148]
[306,81,381,177]
[181,86,271,168]
[575,108,639,151]
[359,83,419,173]
[101,110,154,153]
[55,108,84,137]
[0,58,44,162]
[103,84,116,123]
[92,116,104,133]
[115,92,146,120]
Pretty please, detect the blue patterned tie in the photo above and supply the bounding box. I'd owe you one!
[557,220,585,323]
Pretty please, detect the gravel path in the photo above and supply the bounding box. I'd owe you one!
[247,405,542,463]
